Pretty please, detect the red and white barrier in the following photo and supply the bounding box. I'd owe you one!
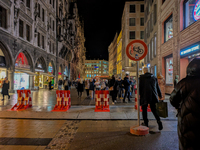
[95,90,110,112]
[52,90,70,112]
[11,90,32,111]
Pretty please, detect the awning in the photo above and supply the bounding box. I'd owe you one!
[40,72,55,77]
[15,70,38,76]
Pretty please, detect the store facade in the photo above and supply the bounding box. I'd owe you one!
[14,52,35,90]
[156,0,200,94]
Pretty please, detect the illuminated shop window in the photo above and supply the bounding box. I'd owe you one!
[165,56,173,85]
[184,0,199,29]
[164,15,173,42]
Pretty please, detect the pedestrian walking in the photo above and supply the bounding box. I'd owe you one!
[63,77,69,90]
[157,73,165,100]
[139,67,163,130]
[109,75,118,104]
[94,77,101,91]
[123,73,131,103]
[174,75,179,87]
[89,78,95,99]
[85,79,90,97]
[48,79,52,90]
[130,77,136,98]
[51,78,54,89]
[170,58,200,150]
[100,79,106,90]
[58,78,63,90]
[77,78,84,97]
[1,77,10,101]
[117,77,124,99]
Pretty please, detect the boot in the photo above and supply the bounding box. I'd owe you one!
[158,121,163,130]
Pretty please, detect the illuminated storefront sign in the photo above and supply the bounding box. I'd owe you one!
[35,69,44,72]
[180,45,200,56]
[194,0,200,21]
[15,52,30,69]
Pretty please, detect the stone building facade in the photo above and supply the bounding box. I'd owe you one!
[121,1,145,77]
[144,0,200,94]
[0,0,85,92]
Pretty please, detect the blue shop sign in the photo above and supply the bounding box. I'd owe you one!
[180,42,200,58]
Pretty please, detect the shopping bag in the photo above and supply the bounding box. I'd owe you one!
[156,101,168,118]
[109,86,113,91]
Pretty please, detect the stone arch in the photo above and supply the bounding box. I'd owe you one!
[35,56,47,73]
[0,40,14,70]
[15,49,34,72]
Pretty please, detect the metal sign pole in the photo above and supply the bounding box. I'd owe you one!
[136,61,140,126]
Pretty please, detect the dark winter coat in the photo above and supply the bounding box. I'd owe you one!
[77,82,84,92]
[109,78,115,88]
[123,77,131,90]
[117,80,124,89]
[1,80,9,95]
[170,58,200,150]
[139,73,161,105]
[89,80,95,90]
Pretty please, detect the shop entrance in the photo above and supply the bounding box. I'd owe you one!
[0,48,7,88]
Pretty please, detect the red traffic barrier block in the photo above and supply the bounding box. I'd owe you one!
[10,90,32,111]
[52,90,70,112]
[95,90,110,112]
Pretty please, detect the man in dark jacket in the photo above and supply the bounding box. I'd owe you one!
[117,77,124,99]
[139,67,163,130]
[170,58,200,150]
[123,73,131,103]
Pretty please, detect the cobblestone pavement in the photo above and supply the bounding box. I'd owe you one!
[0,119,178,150]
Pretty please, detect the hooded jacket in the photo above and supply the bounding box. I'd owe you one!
[139,73,162,105]
[170,58,200,150]
[123,76,131,90]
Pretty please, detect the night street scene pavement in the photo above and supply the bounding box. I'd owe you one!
[1,0,200,149]
[0,88,178,150]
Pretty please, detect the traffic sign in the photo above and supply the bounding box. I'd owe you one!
[126,40,148,61]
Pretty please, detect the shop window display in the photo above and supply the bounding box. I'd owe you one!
[184,0,199,29]
[14,72,29,90]
[165,57,173,85]
[164,15,173,42]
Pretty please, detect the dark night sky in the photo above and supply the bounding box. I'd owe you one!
[77,0,142,61]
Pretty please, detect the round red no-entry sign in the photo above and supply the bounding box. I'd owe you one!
[126,40,148,61]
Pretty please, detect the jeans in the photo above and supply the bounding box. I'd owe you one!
[123,89,130,102]
[58,85,62,90]
[142,103,161,125]
[118,88,124,98]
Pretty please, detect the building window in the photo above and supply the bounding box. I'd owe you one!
[140,31,144,39]
[154,33,157,56]
[154,4,157,25]
[52,0,55,8]
[26,25,30,42]
[42,9,45,22]
[49,17,51,28]
[53,43,54,54]
[19,19,23,38]
[140,18,144,26]
[49,41,51,52]
[130,5,135,13]
[49,0,51,4]
[183,0,198,29]
[38,32,40,47]
[141,4,144,12]
[164,15,173,42]
[52,20,54,31]
[165,55,173,85]
[26,0,30,8]
[42,35,45,49]
[162,0,166,4]
[129,18,135,26]
[151,38,154,59]
[38,4,40,18]
[0,6,7,29]
[130,31,135,39]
